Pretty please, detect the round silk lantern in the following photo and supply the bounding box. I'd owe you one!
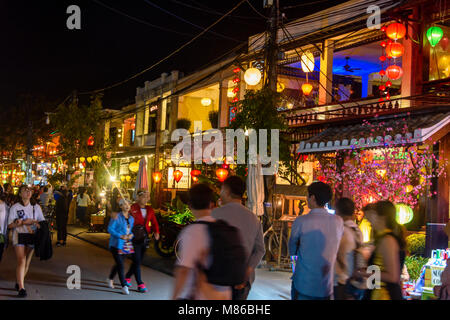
[386,65,403,80]
[215,168,228,182]
[173,170,183,183]
[426,26,444,47]
[386,23,406,40]
[386,42,404,58]
[244,68,262,86]
[395,204,413,225]
[301,83,313,96]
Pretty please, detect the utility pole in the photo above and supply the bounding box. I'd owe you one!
[25,118,33,186]
[264,0,279,92]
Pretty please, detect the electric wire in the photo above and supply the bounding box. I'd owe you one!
[245,0,268,19]
[187,0,264,20]
[78,0,248,95]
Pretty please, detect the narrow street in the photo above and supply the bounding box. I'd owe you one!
[0,235,291,300]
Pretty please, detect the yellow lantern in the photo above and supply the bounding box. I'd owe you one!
[129,162,139,173]
[244,67,262,86]
[301,83,313,96]
[395,204,414,225]
[359,218,372,243]
[376,169,387,178]
[301,51,315,73]
[276,82,285,92]
[92,155,99,162]
[405,185,414,193]
[126,175,131,182]
[87,157,92,163]
[79,157,85,163]
[120,176,126,182]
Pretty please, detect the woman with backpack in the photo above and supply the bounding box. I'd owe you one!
[107,198,134,295]
[76,187,91,226]
[359,201,406,300]
[7,185,46,298]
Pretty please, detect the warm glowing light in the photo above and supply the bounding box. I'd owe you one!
[216,168,229,182]
[301,83,313,96]
[405,185,414,193]
[244,68,262,86]
[110,176,117,182]
[359,218,372,243]
[87,157,92,163]
[152,171,162,183]
[173,170,183,183]
[129,162,139,173]
[386,65,403,80]
[276,82,285,92]
[386,23,406,40]
[426,26,444,47]
[190,169,201,178]
[126,175,131,182]
[79,157,85,163]
[201,98,212,106]
[395,204,413,225]
[227,88,236,98]
[385,42,404,58]
[300,51,315,73]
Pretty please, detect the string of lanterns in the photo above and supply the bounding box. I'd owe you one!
[229,67,242,122]
[378,22,406,102]
[300,51,315,96]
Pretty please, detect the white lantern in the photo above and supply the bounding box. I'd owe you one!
[201,98,212,106]
[244,68,262,86]
[227,88,236,98]
[300,51,315,73]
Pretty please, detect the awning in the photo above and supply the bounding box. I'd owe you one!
[297,110,450,154]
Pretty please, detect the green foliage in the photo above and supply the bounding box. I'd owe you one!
[164,197,195,225]
[406,233,426,256]
[405,255,428,281]
[176,118,192,130]
[208,110,219,128]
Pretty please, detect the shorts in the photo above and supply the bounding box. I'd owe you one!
[13,244,35,249]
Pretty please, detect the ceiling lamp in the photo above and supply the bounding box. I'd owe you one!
[395,204,413,225]
[244,67,262,86]
[201,98,212,106]
[426,26,444,47]
[385,42,404,58]
[173,169,183,183]
[301,83,313,96]
[386,65,403,80]
[386,22,406,41]
[300,51,315,73]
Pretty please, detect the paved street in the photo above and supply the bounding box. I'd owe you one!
[0,234,291,300]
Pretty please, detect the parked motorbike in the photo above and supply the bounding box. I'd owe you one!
[154,214,190,258]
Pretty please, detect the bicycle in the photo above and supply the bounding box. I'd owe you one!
[263,218,288,263]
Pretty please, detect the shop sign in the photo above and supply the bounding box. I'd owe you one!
[168,167,191,189]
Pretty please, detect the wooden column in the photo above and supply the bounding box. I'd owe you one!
[318,40,334,106]
[219,79,229,128]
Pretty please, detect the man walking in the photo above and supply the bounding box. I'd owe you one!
[288,181,344,300]
[173,183,233,300]
[212,176,265,300]
[334,197,364,300]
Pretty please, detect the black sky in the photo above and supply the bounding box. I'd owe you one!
[1,0,347,110]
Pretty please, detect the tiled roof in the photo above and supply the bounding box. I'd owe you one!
[297,110,450,154]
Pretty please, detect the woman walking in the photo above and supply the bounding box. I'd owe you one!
[107,198,134,295]
[76,187,91,226]
[0,190,9,262]
[7,185,46,297]
[55,188,69,247]
[360,201,406,300]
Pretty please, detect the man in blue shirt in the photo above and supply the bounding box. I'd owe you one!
[288,182,344,300]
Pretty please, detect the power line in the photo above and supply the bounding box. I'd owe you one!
[79,0,248,95]
[91,0,199,38]
[142,0,244,43]
[245,0,268,19]
[186,0,264,20]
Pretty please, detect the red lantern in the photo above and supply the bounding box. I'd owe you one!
[87,135,95,146]
[379,98,385,102]
[380,41,387,47]
[381,26,387,32]
[301,83,313,96]
[222,163,229,169]
[379,85,386,91]
[440,37,449,51]
[386,42,404,58]
[190,169,201,179]
[152,171,162,183]
[387,39,393,46]
[379,55,386,62]
[379,69,386,76]
[386,65,403,80]
[192,176,199,182]
[233,67,241,73]
[385,80,392,87]
[216,168,229,182]
[386,23,406,40]
[386,93,391,100]
[173,170,183,183]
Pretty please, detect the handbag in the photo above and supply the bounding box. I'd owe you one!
[132,224,148,244]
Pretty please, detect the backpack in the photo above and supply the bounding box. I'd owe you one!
[195,220,247,287]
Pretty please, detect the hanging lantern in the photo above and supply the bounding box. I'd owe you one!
[192,176,199,182]
[276,82,285,92]
[152,171,162,183]
[120,176,126,182]
[440,36,449,50]
[300,51,315,73]
[87,135,95,147]
[386,22,406,40]
[379,85,386,91]
[379,69,386,76]
[129,162,139,173]
[381,25,387,32]
[227,88,236,98]
[380,41,387,48]
[173,170,183,183]
[201,98,212,106]
[395,204,414,225]
[216,168,229,182]
[301,83,313,96]
[426,26,444,47]
[385,80,392,87]
[244,68,262,86]
[79,157,85,163]
[379,55,386,62]
[190,169,201,178]
[405,185,414,193]
[385,42,404,58]
[126,175,131,182]
[87,157,92,163]
[92,155,99,162]
[386,65,403,80]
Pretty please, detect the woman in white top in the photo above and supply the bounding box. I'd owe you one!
[8,185,45,298]
[76,187,91,226]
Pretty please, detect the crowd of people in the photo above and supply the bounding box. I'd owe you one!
[1,176,449,301]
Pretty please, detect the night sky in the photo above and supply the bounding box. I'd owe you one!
[1,0,347,110]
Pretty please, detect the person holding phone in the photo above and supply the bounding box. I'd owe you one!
[8,185,45,298]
